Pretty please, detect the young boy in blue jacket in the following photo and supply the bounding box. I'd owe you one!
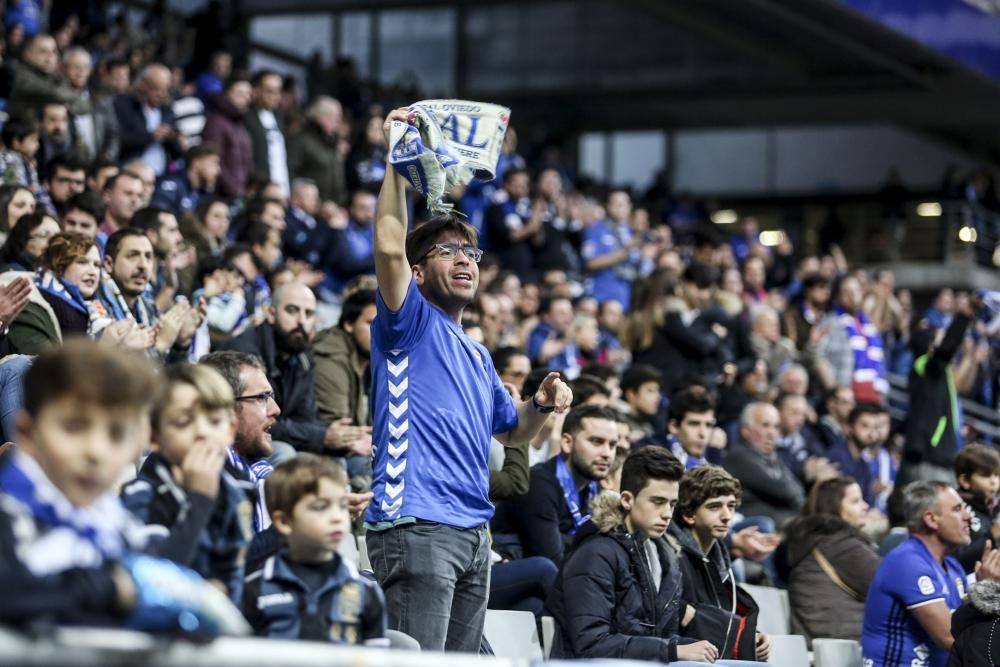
[243,454,387,645]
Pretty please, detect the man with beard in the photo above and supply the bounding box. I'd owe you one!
[131,206,185,310]
[366,109,572,653]
[41,155,86,217]
[97,227,203,360]
[493,405,618,566]
[100,171,143,237]
[826,403,890,507]
[221,281,345,458]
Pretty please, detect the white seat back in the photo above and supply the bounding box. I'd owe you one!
[813,638,862,667]
[766,634,809,667]
[540,616,555,659]
[483,610,543,660]
[743,584,791,635]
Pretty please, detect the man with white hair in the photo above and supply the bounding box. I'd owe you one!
[287,96,347,205]
[722,402,805,525]
[7,33,84,121]
[114,63,182,175]
[62,45,119,162]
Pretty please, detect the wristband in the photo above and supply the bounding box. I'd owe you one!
[532,393,555,413]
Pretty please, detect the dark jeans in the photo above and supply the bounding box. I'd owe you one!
[367,522,491,653]
[488,556,558,618]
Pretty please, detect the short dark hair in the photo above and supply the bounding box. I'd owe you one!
[806,476,857,518]
[1,120,37,147]
[63,190,105,223]
[491,346,527,374]
[675,465,742,523]
[848,402,887,425]
[339,289,376,328]
[23,339,161,418]
[186,142,219,164]
[44,154,87,182]
[620,447,684,497]
[571,375,611,407]
[561,405,619,438]
[580,363,618,384]
[682,263,717,289]
[0,211,53,267]
[265,454,348,518]
[102,170,141,194]
[539,294,570,317]
[243,222,273,248]
[88,157,118,180]
[668,387,715,424]
[955,443,1000,481]
[104,227,148,262]
[131,206,174,232]
[223,74,250,92]
[405,215,478,266]
[251,69,281,87]
[621,364,662,397]
[502,167,528,184]
[199,351,268,398]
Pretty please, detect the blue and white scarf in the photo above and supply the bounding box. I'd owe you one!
[98,273,154,325]
[669,435,707,470]
[837,306,887,402]
[0,451,146,576]
[35,269,112,337]
[225,450,271,531]
[555,455,597,536]
[388,99,510,215]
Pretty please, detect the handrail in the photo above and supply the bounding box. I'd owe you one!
[887,372,1000,440]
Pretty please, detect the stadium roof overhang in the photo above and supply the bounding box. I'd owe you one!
[240,0,1000,162]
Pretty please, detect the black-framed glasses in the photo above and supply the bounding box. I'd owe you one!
[235,391,275,404]
[415,243,483,264]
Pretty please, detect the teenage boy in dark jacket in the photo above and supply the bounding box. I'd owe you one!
[667,465,771,662]
[545,447,721,663]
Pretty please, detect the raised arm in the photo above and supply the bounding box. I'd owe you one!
[375,108,414,311]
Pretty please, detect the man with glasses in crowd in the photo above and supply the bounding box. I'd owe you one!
[366,108,573,653]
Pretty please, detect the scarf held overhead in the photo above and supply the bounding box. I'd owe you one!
[388,100,510,215]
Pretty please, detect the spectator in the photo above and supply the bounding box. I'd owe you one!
[805,385,854,451]
[182,196,229,260]
[749,305,798,381]
[782,273,830,351]
[366,114,571,651]
[492,345,532,397]
[62,46,119,163]
[0,184,36,239]
[581,190,645,310]
[0,120,40,189]
[100,171,143,236]
[527,295,578,371]
[7,33,83,122]
[86,157,119,193]
[0,210,58,272]
[485,167,539,280]
[826,403,890,507]
[114,63,181,176]
[493,405,618,566]
[282,178,328,269]
[0,341,241,634]
[195,51,231,100]
[120,363,254,604]
[667,465,771,661]
[243,455,387,644]
[782,477,880,642]
[861,480,970,667]
[546,447,724,663]
[40,155,86,217]
[325,190,376,293]
[98,57,131,98]
[948,551,1000,666]
[123,160,156,207]
[898,294,976,486]
[151,143,220,218]
[346,114,387,194]
[245,70,289,196]
[620,364,663,440]
[61,190,104,241]
[774,392,835,488]
[531,168,580,277]
[201,76,253,199]
[659,387,719,468]
[571,375,612,407]
[815,275,888,403]
[131,206,184,310]
[722,402,805,526]
[287,96,347,206]
[35,101,76,170]
[952,444,1000,574]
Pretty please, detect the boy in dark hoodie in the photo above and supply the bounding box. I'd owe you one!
[953,443,1000,574]
[545,447,724,664]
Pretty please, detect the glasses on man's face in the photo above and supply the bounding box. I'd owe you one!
[235,391,275,405]
[54,176,85,187]
[416,242,483,264]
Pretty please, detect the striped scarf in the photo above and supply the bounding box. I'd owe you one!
[34,269,112,337]
[837,307,887,403]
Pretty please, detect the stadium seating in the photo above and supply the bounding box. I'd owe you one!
[540,616,555,658]
[338,534,360,567]
[812,638,863,667]
[482,610,543,660]
[766,634,810,667]
[742,584,791,635]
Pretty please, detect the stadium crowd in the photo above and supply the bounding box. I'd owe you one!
[5,5,1000,667]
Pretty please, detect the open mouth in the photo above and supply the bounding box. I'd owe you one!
[452,271,473,284]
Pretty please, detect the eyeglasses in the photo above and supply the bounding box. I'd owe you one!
[235,391,276,404]
[416,243,483,264]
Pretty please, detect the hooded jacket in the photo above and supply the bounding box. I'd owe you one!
[313,324,369,428]
[202,93,254,199]
[545,492,697,662]
[665,520,761,660]
[949,578,1000,666]
[781,514,880,642]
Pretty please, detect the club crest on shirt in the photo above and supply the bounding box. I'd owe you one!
[956,577,966,597]
[970,512,982,533]
[917,575,935,595]
[339,582,362,622]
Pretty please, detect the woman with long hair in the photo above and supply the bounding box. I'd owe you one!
[0,184,35,238]
[781,476,881,643]
[0,211,60,273]
[181,195,231,259]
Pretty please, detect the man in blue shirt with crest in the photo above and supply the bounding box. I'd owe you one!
[367,108,572,653]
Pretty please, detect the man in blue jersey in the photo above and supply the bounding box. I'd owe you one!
[862,480,972,667]
[367,108,573,653]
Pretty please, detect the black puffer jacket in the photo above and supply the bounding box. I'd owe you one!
[545,493,698,662]
[949,578,1000,666]
[666,521,761,660]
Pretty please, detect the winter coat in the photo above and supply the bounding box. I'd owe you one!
[244,105,284,182]
[113,94,182,165]
[545,493,697,662]
[201,94,254,199]
[666,521,762,660]
[7,60,86,121]
[954,491,999,575]
[287,121,347,205]
[782,514,880,642]
[949,578,1000,666]
[313,326,369,427]
[2,271,61,355]
[722,442,805,526]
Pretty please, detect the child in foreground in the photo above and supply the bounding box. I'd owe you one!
[243,454,387,645]
[0,340,247,636]
[953,443,1000,573]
